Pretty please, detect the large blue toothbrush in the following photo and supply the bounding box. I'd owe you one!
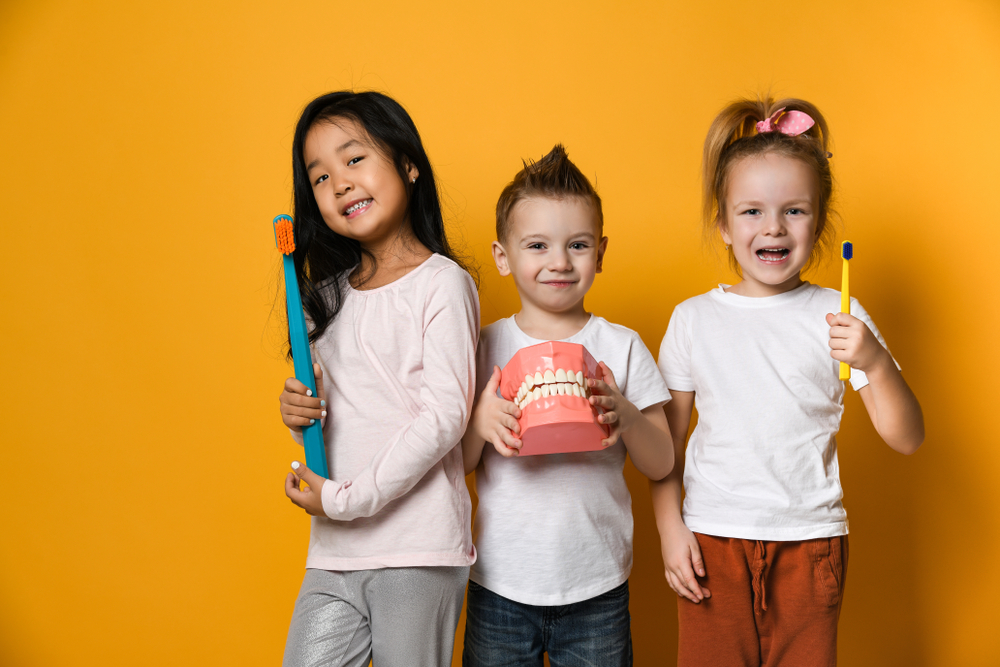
[273,214,329,478]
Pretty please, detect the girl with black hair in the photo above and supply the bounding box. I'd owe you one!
[277,91,478,667]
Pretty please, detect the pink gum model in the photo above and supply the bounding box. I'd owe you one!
[500,341,610,456]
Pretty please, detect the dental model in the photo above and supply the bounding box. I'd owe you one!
[499,341,610,456]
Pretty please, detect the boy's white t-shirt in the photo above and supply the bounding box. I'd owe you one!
[470,314,671,606]
[658,282,895,541]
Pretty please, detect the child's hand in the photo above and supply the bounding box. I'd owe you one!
[471,366,522,457]
[285,461,327,516]
[279,362,327,434]
[588,362,639,447]
[826,312,892,374]
[661,520,711,604]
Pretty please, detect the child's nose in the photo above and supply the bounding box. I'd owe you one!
[548,251,572,271]
[761,214,785,235]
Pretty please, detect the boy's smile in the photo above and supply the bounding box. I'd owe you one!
[492,196,607,330]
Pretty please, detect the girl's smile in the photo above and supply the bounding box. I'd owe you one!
[304,119,417,251]
[720,153,820,297]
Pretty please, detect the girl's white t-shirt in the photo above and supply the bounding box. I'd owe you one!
[658,282,894,541]
[471,315,671,606]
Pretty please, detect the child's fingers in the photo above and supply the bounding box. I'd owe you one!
[598,410,618,426]
[500,400,522,420]
[666,568,701,603]
[601,423,622,448]
[589,394,616,410]
[313,363,327,402]
[497,427,522,451]
[588,378,612,396]
[500,413,521,435]
[482,366,503,397]
[597,362,619,390]
[490,434,521,457]
[283,377,317,397]
[690,543,707,578]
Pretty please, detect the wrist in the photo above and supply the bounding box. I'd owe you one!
[861,347,895,379]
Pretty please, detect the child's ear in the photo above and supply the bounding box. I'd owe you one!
[404,158,419,185]
[595,236,609,273]
[492,241,511,276]
[717,218,732,246]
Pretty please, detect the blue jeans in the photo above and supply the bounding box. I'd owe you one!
[462,580,632,667]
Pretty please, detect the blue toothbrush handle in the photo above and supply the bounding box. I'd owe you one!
[283,254,330,479]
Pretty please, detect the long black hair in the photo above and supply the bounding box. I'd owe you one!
[286,91,471,349]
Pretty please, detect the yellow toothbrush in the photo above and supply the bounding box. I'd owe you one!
[840,241,853,381]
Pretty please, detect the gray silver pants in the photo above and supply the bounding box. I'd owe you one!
[283,566,470,667]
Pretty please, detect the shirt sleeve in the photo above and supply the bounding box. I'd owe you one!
[623,331,672,411]
[320,266,480,521]
[658,305,694,392]
[847,297,900,392]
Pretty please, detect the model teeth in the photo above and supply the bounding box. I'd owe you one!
[345,199,372,215]
[513,368,592,410]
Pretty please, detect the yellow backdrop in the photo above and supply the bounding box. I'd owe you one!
[2,1,998,665]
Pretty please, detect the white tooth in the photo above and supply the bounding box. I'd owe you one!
[525,374,534,389]
[533,388,542,401]
[517,386,524,401]
[555,369,567,383]
[541,385,549,398]
[576,371,584,386]
[556,384,565,395]
[565,383,574,394]
[571,384,581,397]
[519,398,527,409]
[544,370,556,384]
[534,372,544,386]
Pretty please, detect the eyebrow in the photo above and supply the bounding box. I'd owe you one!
[733,199,811,207]
[306,139,364,172]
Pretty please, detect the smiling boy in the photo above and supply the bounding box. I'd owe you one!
[460,145,674,666]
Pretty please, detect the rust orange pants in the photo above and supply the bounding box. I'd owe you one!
[677,533,848,667]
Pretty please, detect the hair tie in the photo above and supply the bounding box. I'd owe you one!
[755,108,815,136]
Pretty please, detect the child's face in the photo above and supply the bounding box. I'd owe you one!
[303,118,417,250]
[720,153,820,297]
[493,196,607,316]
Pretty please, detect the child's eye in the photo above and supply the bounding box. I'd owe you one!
[348,156,364,166]
[527,243,546,250]
[742,208,761,216]
[570,242,590,250]
[787,208,805,215]
[314,174,328,186]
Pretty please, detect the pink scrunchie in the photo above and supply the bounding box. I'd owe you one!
[755,108,815,136]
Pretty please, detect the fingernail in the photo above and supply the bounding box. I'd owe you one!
[320,400,326,407]
[309,419,315,424]
[321,411,327,418]
[291,461,300,470]
[306,389,313,397]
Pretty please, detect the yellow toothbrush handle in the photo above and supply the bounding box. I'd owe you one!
[839,258,850,381]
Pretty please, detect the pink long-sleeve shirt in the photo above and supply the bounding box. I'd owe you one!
[298,254,478,570]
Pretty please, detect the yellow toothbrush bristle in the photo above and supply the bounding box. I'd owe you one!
[275,220,295,254]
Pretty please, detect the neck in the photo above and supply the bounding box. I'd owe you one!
[353,219,433,289]
[726,273,805,297]
[515,300,591,340]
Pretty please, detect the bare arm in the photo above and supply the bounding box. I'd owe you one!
[827,312,924,454]
[649,390,710,603]
[857,361,924,454]
[588,362,673,480]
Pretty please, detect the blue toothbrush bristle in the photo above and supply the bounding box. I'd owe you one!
[842,241,853,260]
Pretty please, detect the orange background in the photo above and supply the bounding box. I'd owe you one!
[2,1,998,665]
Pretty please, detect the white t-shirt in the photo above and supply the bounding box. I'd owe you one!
[658,282,895,541]
[471,314,671,605]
